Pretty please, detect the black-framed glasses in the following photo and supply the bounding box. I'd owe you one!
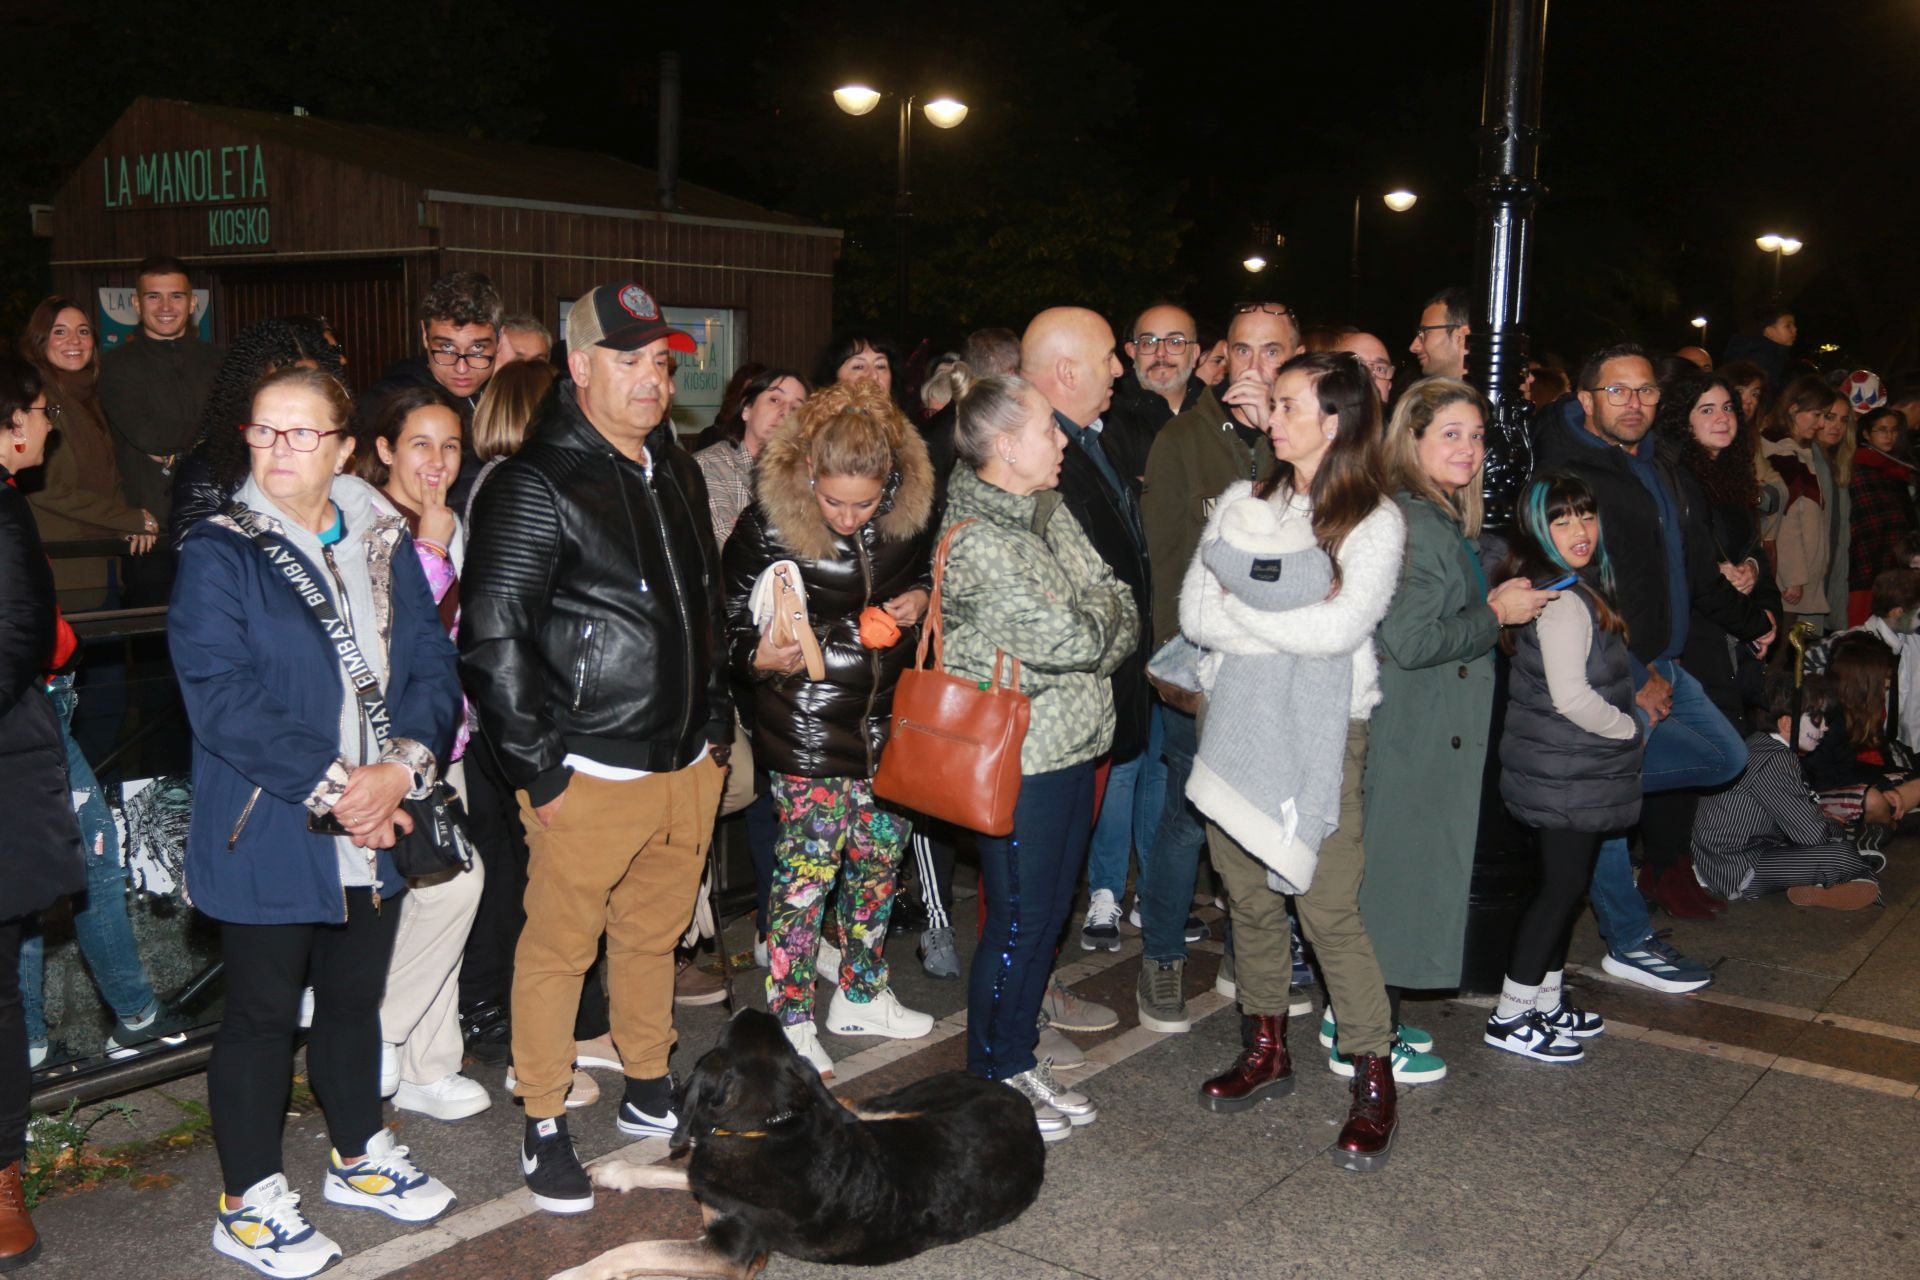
[1414,323,1463,338]
[1585,384,1662,407]
[239,423,344,452]
[21,401,60,422]
[426,344,495,369]
[1133,333,1195,352]
[1235,302,1296,319]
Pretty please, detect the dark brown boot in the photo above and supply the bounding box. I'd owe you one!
[1332,1051,1397,1171]
[0,1160,40,1271]
[1198,1012,1294,1112]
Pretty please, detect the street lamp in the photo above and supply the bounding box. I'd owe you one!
[1243,254,1268,273]
[833,83,969,337]
[1351,189,1419,316]
[1755,232,1803,297]
[1690,314,1708,349]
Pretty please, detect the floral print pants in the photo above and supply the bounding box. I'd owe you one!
[764,773,910,1023]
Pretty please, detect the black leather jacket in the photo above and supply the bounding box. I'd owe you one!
[459,382,730,806]
[721,418,935,779]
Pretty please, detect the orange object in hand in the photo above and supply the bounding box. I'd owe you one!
[859,605,902,649]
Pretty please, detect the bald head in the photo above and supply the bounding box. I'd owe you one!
[1675,346,1712,370]
[1333,331,1394,403]
[1021,306,1123,427]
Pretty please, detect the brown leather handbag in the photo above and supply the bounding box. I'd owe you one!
[872,520,1030,836]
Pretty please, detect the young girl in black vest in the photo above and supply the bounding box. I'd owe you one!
[1486,473,1647,1063]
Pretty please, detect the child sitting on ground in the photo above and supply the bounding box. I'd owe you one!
[1690,670,1883,911]
[1851,568,1920,747]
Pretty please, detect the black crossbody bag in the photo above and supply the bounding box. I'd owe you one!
[224,502,474,879]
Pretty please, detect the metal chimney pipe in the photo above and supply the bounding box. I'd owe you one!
[1469,0,1549,530]
[658,51,681,212]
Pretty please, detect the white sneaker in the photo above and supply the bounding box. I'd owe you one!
[212,1174,341,1278]
[782,1020,835,1077]
[1080,888,1123,951]
[826,986,934,1040]
[379,1043,400,1099]
[393,1072,492,1121]
[504,1066,598,1109]
[324,1127,456,1223]
[815,938,843,986]
[754,934,770,969]
[1004,1060,1096,1125]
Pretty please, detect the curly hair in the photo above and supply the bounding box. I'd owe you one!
[417,271,503,330]
[193,316,348,494]
[796,378,910,480]
[1654,366,1758,509]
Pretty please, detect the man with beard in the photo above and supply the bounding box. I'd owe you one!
[1531,343,1775,998]
[1102,303,1206,487]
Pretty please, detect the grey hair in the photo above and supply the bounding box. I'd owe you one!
[950,363,1042,470]
[501,312,552,344]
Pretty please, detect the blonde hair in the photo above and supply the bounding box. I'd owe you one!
[1382,375,1488,537]
[795,378,908,480]
[471,359,556,461]
[949,362,1042,470]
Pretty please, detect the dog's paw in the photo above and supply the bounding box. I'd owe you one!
[589,1159,689,1194]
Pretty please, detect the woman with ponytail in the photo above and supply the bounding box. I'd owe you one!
[721,379,937,1078]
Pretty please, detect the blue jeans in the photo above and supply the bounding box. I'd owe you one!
[1588,661,1748,952]
[967,763,1096,1080]
[1085,703,1166,898]
[20,677,157,1046]
[1137,707,1209,963]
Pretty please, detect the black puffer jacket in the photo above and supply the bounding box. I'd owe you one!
[460,381,731,807]
[0,473,86,919]
[1501,587,1645,832]
[723,417,935,779]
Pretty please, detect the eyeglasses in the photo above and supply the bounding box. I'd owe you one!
[1586,384,1662,407]
[1235,303,1296,319]
[20,402,60,421]
[1414,323,1463,339]
[239,423,344,452]
[1357,359,1395,379]
[1133,333,1194,352]
[427,344,495,369]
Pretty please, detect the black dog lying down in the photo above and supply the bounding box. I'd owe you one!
[548,1009,1047,1280]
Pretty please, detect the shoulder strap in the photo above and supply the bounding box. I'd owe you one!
[222,501,394,747]
[913,517,1021,691]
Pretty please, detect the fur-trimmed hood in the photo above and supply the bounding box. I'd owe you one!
[751,415,935,562]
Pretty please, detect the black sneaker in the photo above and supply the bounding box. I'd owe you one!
[104,1008,191,1060]
[1483,1010,1584,1063]
[1539,1001,1605,1039]
[461,1000,512,1065]
[521,1116,593,1214]
[616,1076,679,1139]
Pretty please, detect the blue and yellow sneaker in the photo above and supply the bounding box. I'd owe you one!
[1318,1007,1435,1053]
[323,1127,455,1223]
[211,1174,341,1277]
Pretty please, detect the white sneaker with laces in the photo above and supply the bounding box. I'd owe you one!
[826,986,934,1039]
[212,1174,341,1278]
[324,1127,456,1223]
[782,1019,835,1077]
[1080,888,1123,951]
[393,1072,492,1121]
[379,1043,400,1099]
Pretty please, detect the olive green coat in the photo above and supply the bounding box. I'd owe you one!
[1359,492,1498,989]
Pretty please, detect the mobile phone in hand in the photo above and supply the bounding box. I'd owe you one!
[1541,572,1578,591]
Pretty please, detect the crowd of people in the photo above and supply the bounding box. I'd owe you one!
[0,255,1914,1276]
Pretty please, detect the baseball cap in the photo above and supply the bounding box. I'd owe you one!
[568,282,697,354]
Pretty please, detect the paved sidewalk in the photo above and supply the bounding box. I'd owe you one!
[26,851,1920,1280]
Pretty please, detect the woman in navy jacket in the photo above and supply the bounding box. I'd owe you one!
[171,366,462,1279]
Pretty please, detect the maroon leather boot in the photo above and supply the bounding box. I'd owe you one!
[1198,1012,1294,1112]
[1332,1051,1397,1171]
[0,1159,40,1271]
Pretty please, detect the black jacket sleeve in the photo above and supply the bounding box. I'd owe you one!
[0,490,55,713]
[458,461,570,804]
[675,457,734,746]
[1678,469,1771,642]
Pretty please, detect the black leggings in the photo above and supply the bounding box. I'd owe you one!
[209,889,399,1196]
[0,918,25,1168]
[1506,829,1604,986]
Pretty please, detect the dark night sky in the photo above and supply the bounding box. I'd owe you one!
[538,0,1920,370]
[7,0,1918,372]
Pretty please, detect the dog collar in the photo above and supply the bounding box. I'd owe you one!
[708,1109,799,1139]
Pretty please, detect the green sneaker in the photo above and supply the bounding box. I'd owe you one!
[1328,1037,1448,1085]
[1318,1008,1434,1053]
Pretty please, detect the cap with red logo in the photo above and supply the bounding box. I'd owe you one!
[569,282,697,353]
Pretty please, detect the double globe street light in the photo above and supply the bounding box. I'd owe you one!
[833,84,969,335]
[1755,232,1803,298]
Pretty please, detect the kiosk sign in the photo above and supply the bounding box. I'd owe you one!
[101,144,272,249]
